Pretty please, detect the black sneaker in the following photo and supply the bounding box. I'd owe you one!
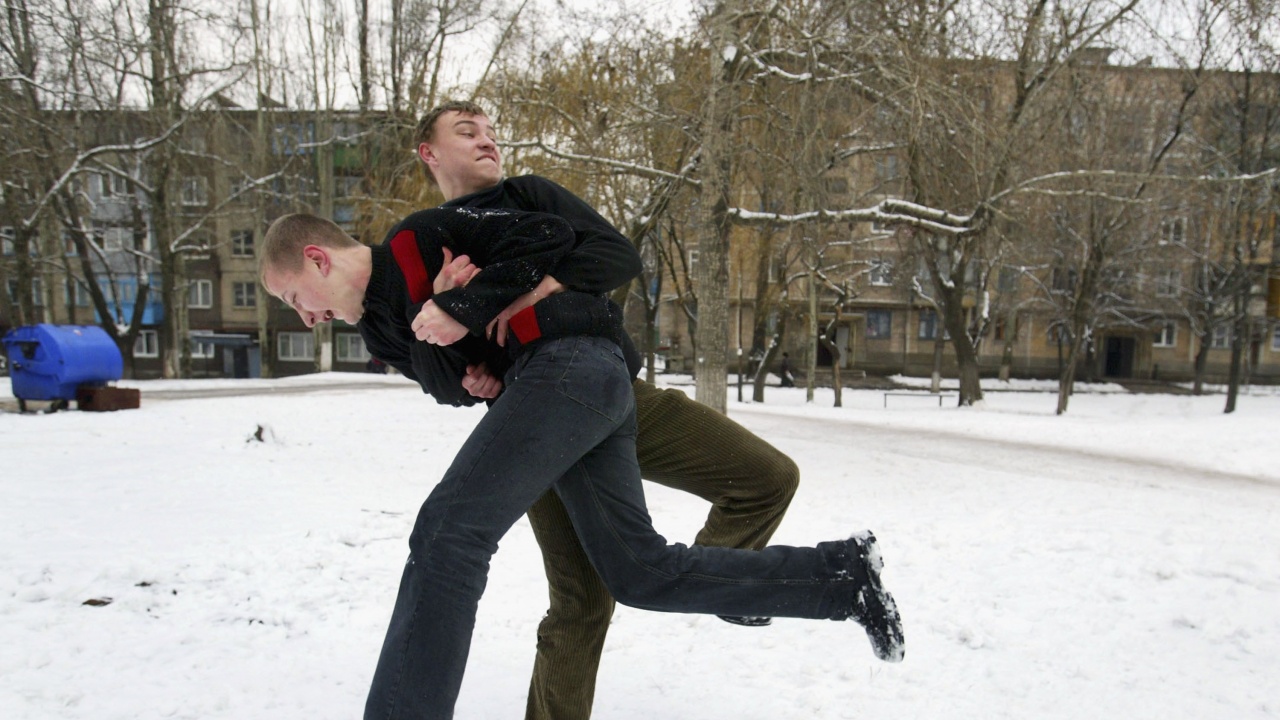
[848,531,905,662]
[717,614,773,627]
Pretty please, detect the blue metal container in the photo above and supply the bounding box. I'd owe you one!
[2,324,123,402]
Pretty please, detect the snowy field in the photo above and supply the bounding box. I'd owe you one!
[2,373,1278,719]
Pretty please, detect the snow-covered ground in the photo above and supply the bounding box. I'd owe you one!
[2,373,1277,719]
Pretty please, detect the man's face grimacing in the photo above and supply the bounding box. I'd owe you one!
[417,111,503,198]
[262,247,364,328]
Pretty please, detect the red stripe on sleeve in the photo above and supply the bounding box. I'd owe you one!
[508,306,543,345]
[389,230,432,304]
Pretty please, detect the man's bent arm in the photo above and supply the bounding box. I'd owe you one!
[503,175,641,295]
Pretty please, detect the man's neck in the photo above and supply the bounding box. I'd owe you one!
[441,178,501,203]
[341,245,374,314]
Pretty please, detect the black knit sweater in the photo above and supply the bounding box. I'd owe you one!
[358,205,637,406]
[442,175,642,294]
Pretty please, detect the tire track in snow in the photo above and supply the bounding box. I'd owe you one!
[730,403,1280,493]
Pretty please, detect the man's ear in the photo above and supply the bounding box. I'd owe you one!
[417,142,436,167]
[302,245,331,275]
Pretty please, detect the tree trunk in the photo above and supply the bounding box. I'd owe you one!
[250,0,274,378]
[1054,333,1085,412]
[998,310,1016,381]
[1225,292,1247,414]
[357,0,371,113]
[819,312,843,408]
[692,1,742,414]
[805,270,817,403]
[1192,330,1210,395]
[939,286,983,405]
[642,273,659,385]
[931,335,945,393]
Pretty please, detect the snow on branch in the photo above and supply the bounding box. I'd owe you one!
[744,48,875,87]
[727,197,974,236]
[502,139,701,187]
[834,142,900,159]
[992,165,1280,204]
[23,123,185,231]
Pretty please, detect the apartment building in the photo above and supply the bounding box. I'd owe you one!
[3,57,1277,385]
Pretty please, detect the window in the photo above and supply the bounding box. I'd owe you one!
[767,253,783,284]
[918,309,940,340]
[998,268,1018,293]
[824,178,849,195]
[1155,270,1181,297]
[1273,325,1280,351]
[189,230,213,254]
[875,155,900,181]
[1,226,12,255]
[62,230,78,256]
[1154,322,1176,348]
[272,122,316,156]
[8,278,43,306]
[994,316,1017,342]
[231,230,255,257]
[278,331,314,361]
[1160,217,1186,246]
[103,172,130,198]
[869,259,893,287]
[688,249,699,276]
[189,279,213,309]
[184,133,207,153]
[1052,267,1078,292]
[94,226,132,252]
[65,280,92,308]
[916,257,933,284]
[114,277,137,304]
[1212,324,1231,349]
[866,309,892,339]
[337,333,372,362]
[134,330,159,358]
[232,281,256,308]
[190,331,215,359]
[181,176,208,206]
[336,176,362,198]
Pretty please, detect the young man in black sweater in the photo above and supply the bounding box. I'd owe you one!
[260,208,904,720]
[415,101,812,719]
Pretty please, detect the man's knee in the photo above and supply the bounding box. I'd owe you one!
[764,452,801,505]
[725,449,799,513]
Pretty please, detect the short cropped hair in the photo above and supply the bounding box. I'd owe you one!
[259,213,359,284]
[414,100,490,186]
[414,99,489,146]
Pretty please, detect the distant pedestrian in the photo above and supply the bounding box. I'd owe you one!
[779,352,795,387]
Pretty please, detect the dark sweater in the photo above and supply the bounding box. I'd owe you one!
[443,175,644,375]
[442,175,643,294]
[358,205,635,406]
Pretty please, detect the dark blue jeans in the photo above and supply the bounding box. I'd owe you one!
[364,336,860,719]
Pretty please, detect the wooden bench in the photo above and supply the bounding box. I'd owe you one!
[883,392,954,408]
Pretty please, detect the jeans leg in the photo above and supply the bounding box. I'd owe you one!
[364,337,634,720]
[553,413,860,621]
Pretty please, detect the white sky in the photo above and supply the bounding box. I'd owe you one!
[3,373,1277,718]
